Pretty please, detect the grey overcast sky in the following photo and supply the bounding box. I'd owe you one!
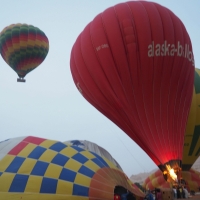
[0,0,199,177]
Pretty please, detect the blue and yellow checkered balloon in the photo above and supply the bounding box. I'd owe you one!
[0,136,144,200]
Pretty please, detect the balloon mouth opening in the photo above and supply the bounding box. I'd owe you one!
[159,160,182,182]
[18,73,26,78]
[163,165,179,182]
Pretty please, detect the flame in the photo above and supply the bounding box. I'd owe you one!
[166,164,177,181]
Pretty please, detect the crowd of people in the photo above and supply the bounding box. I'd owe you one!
[114,184,191,200]
[144,189,162,200]
[144,186,190,200]
[172,185,189,199]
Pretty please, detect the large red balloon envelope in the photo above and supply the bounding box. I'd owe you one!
[70,1,195,178]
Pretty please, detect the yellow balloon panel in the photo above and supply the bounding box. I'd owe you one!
[182,68,200,170]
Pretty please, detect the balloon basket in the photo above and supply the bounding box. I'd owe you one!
[17,78,26,82]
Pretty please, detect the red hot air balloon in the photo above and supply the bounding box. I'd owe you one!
[70,1,195,181]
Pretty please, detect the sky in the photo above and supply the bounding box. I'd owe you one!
[0,0,199,177]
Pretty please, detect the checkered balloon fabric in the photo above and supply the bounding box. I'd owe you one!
[0,136,144,200]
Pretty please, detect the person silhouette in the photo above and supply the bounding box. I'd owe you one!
[121,190,129,200]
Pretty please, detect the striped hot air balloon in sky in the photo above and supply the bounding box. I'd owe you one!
[0,23,49,82]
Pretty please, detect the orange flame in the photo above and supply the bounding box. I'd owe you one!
[166,164,177,181]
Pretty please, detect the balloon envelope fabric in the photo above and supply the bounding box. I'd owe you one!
[182,68,200,171]
[64,140,122,170]
[0,136,144,200]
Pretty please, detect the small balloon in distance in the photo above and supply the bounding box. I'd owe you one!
[0,23,49,82]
